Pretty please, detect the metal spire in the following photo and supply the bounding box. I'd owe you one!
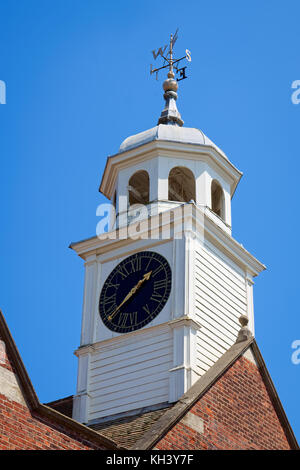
[158,34,183,126]
[150,30,191,127]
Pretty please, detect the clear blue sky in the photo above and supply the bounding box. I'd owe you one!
[0,0,299,441]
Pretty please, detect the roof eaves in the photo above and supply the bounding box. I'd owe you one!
[250,340,299,450]
[37,403,123,450]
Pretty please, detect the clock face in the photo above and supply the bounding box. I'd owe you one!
[99,251,172,333]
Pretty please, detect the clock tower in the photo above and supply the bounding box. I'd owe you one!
[71,40,265,426]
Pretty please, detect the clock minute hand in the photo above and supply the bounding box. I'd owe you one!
[125,271,152,300]
[108,271,152,321]
[126,271,152,299]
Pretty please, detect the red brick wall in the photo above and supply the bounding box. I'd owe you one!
[156,355,292,450]
[0,393,105,450]
[0,334,107,450]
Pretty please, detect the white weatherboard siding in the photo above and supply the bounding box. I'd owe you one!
[194,241,247,376]
[88,325,173,420]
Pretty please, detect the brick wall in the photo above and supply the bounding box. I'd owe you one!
[0,332,108,450]
[156,354,292,450]
[0,393,104,450]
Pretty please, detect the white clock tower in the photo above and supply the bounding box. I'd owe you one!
[71,42,265,426]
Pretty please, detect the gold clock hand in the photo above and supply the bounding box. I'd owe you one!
[132,271,152,292]
[108,288,135,321]
[108,271,152,321]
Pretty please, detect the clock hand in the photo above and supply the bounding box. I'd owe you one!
[108,288,136,321]
[108,271,152,321]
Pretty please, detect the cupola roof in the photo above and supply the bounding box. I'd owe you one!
[119,124,228,160]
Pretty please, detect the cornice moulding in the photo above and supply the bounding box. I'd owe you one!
[74,317,201,358]
[70,205,265,277]
[168,316,201,331]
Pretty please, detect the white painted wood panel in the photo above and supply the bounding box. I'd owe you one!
[195,270,246,313]
[195,287,243,325]
[195,298,240,337]
[90,348,171,377]
[90,330,171,364]
[194,243,247,377]
[90,379,169,405]
[90,370,168,397]
[87,326,173,420]
[90,341,172,373]
[198,244,245,286]
[196,260,246,303]
[90,361,168,388]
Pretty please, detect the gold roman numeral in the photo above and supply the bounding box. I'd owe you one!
[150,291,163,303]
[116,265,129,279]
[106,281,120,289]
[128,255,141,273]
[103,293,117,305]
[152,263,167,278]
[129,312,138,325]
[116,312,138,327]
[154,279,169,290]
[117,313,128,327]
[105,302,117,316]
[145,254,154,271]
[143,304,151,315]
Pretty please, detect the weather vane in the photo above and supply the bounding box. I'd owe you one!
[150,29,190,127]
[150,29,191,82]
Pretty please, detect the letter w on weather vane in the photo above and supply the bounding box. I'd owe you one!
[150,28,191,81]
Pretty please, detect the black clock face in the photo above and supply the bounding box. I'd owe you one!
[99,251,172,333]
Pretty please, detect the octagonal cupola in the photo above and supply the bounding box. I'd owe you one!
[100,124,242,235]
[99,52,242,235]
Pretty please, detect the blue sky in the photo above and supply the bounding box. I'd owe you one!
[0,0,299,441]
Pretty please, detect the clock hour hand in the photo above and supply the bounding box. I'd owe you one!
[108,271,152,321]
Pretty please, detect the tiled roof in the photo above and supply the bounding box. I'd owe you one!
[45,395,74,418]
[46,395,175,449]
[89,406,174,449]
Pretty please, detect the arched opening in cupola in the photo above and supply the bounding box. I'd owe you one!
[168,167,196,203]
[211,179,225,220]
[128,170,150,206]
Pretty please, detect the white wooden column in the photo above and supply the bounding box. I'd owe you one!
[168,319,199,402]
[223,184,232,228]
[80,254,99,346]
[246,272,255,335]
[73,350,91,424]
[157,156,169,201]
[169,227,200,403]
[183,210,196,319]
[196,166,210,207]
[171,237,185,320]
